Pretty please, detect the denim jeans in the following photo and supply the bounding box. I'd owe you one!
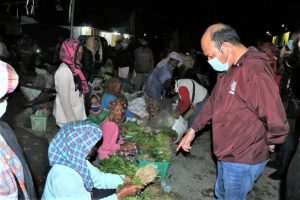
[215,160,267,200]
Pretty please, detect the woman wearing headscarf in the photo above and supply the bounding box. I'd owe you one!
[53,39,89,128]
[42,120,143,200]
[98,98,137,160]
[144,51,182,119]
[0,60,36,199]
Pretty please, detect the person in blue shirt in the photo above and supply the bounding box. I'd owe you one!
[144,51,182,119]
[101,77,135,119]
[42,120,143,200]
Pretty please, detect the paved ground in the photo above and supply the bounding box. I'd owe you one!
[4,89,282,199]
[166,131,281,200]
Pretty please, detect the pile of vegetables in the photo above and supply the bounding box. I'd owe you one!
[124,121,174,162]
[124,121,152,137]
[97,121,176,199]
[99,155,137,176]
[159,127,177,139]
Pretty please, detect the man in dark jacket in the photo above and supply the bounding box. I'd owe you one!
[81,37,97,83]
[177,23,289,200]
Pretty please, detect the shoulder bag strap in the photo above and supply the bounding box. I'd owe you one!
[191,80,195,104]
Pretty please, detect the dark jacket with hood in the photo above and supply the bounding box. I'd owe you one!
[191,47,289,164]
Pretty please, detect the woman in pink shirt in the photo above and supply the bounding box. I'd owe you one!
[97,98,135,159]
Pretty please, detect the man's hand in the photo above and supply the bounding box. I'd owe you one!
[268,145,275,152]
[176,129,196,152]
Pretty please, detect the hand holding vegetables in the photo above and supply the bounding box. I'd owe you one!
[117,184,144,200]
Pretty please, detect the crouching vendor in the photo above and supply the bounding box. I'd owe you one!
[42,121,143,200]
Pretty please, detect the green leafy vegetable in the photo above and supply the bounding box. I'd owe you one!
[98,156,137,176]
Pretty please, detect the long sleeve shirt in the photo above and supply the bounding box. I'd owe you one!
[53,63,87,124]
[145,64,173,101]
[97,118,124,160]
[42,161,124,200]
[175,79,208,114]
[191,47,289,164]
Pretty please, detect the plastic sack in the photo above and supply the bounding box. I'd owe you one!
[20,86,42,101]
[128,97,149,119]
[172,116,188,144]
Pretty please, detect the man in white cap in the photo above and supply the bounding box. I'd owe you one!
[144,51,182,119]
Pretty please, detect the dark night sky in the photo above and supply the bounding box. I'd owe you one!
[1,0,300,46]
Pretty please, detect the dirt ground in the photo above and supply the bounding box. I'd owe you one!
[4,89,282,199]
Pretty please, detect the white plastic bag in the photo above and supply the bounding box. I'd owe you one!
[128,97,149,118]
[172,116,188,144]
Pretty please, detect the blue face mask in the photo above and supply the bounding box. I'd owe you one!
[90,105,102,113]
[287,40,293,50]
[208,45,230,72]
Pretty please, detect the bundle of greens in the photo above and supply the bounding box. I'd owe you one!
[134,133,173,162]
[150,134,173,162]
[159,127,177,139]
[124,121,174,162]
[124,121,152,137]
[123,165,159,200]
[123,191,152,200]
[124,179,174,200]
[98,155,137,176]
[132,164,158,185]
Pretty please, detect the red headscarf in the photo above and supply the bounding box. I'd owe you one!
[60,39,89,94]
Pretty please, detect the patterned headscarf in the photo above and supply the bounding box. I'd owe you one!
[60,39,89,94]
[108,98,127,124]
[48,121,102,191]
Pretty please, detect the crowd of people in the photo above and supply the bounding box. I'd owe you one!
[0,22,299,200]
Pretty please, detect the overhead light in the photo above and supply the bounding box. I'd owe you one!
[266,31,273,36]
[281,24,288,31]
[82,26,90,35]
[143,33,147,37]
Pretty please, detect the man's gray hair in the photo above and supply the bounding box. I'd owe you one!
[211,24,241,50]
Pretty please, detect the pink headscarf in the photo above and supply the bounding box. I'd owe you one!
[0,60,19,99]
[60,39,89,94]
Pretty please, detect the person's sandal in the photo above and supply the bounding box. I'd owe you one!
[201,188,215,197]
